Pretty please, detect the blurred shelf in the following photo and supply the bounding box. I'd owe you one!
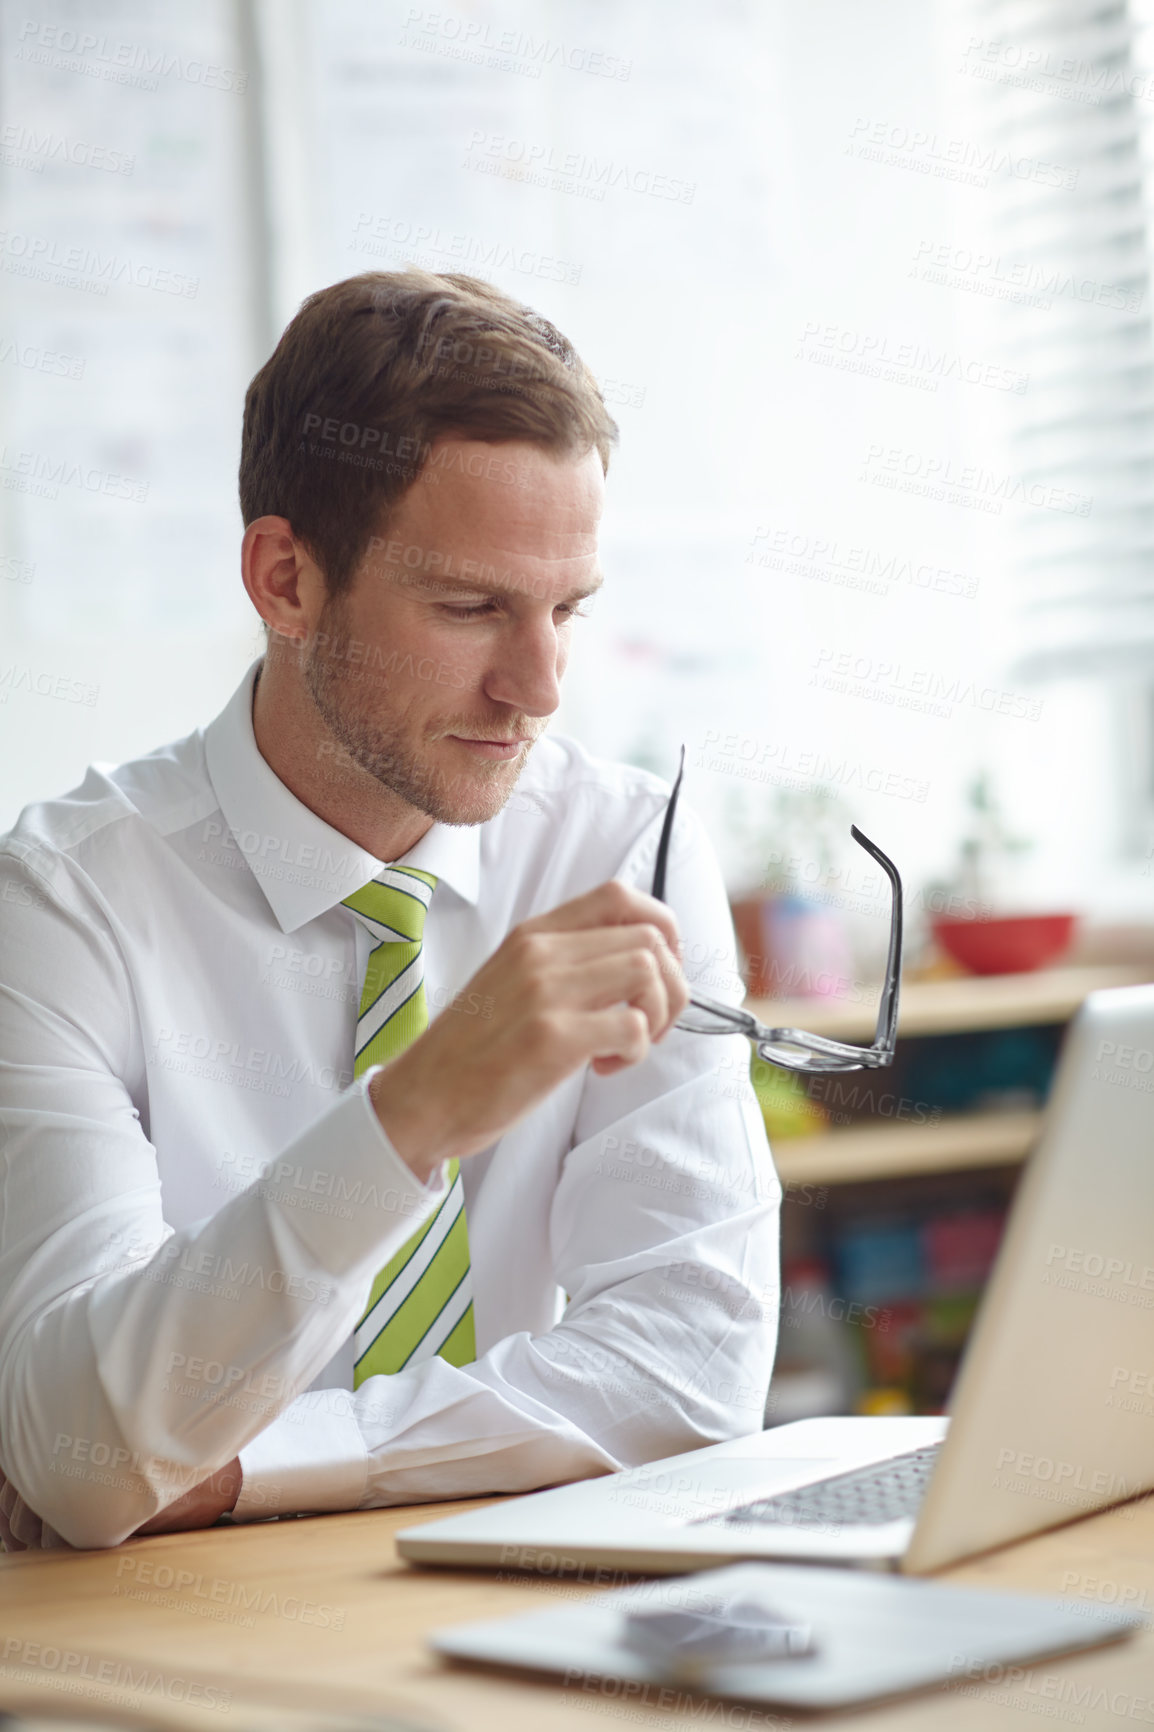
[773,1109,1044,1187]
[748,963,1152,1044]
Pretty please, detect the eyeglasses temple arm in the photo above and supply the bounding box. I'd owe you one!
[849,824,903,1054]
[651,743,686,903]
[653,772,903,1066]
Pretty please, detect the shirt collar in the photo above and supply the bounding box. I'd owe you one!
[201,656,480,934]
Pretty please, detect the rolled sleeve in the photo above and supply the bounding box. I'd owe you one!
[232,1388,368,1521]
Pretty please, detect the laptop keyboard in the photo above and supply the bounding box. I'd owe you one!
[714,1442,943,1530]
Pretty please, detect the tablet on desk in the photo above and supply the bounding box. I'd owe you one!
[430,1561,1143,1713]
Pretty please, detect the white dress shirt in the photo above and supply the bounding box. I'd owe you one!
[0,656,780,1549]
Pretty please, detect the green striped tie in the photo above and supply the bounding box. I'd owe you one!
[341,865,475,1384]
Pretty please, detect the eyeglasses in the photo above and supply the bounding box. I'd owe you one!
[650,746,903,1073]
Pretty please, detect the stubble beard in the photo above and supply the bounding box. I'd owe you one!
[302,592,534,826]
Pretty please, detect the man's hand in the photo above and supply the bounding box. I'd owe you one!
[133,1457,243,1536]
[0,1460,243,1550]
[371,880,690,1182]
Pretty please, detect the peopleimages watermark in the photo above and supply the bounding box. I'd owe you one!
[751,846,992,922]
[400,8,631,81]
[114,1554,345,1629]
[945,1653,1154,1722]
[261,938,494,1019]
[1043,1243,1154,1310]
[562,1672,790,1728]
[151,1025,351,1099]
[349,211,582,284]
[794,321,1028,395]
[1060,1569,1153,1620]
[363,531,558,603]
[206,1058,492,1219]
[195,783,546,888]
[804,1075,941,1126]
[992,1447,1139,1518]
[463,130,696,205]
[0,663,98,706]
[747,522,978,600]
[0,228,198,298]
[0,122,134,175]
[139,1237,335,1308]
[753,849,886,914]
[535,1333,766,1417]
[657,1260,888,1332]
[1,1639,231,1713]
[212,1146,431,1221]
[0,874,48,912]
[846,117,1078,190]
[958,34,1154,107]
[593,1135,780,1207]
[14,20,248,93]
[1092,1038,1154,1096]
[1107,1365,1154,1420]
[300,408,531,486]
[859,442,1092,518]
[782,1282,890,1332]
[0,443,147,503]
[160,1350,312,1427]
[270,619,473,705]
[609,1458,782,1516]
[695,728,930,803]
[299,624,471,693]
[910,238,1143,314]
[810,648,1043,722]
[657,1264,777,1324]
[196,816,367,880]
[49,1430,229,1499]
[0,334,84,379]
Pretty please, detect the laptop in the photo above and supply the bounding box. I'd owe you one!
[398,983,1154,1576]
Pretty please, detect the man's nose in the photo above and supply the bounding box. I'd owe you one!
[482,618,563,717]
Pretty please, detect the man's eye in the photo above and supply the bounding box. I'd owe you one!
[439,601,592,620]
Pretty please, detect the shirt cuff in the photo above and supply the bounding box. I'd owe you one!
[257,1063,448,1279]
[232,1388,369,1521]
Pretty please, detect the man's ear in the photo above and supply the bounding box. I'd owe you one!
[242,516,321,641]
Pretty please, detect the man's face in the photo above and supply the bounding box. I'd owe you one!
[302,437,605,826]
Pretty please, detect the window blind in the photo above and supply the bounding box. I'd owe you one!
[961,0,1154,675]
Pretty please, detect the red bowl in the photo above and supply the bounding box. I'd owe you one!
[930,912,1077,975]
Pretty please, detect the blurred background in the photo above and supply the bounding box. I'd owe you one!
[2,0,1153,1419]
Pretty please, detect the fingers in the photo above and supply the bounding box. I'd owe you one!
[550,949,678,1042]
[526,879,683,962]
[135,1493,193,1534]
[378,884,694,1177]
[505,923,689,1037]
[135,1457,243,1536]
[585,1005,652,1069]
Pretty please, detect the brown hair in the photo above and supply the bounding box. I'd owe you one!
[239,268,618,602]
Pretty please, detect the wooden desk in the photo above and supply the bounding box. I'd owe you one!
[1,1493,1151,1732]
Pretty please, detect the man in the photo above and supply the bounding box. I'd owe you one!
[0,269,779,1550]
